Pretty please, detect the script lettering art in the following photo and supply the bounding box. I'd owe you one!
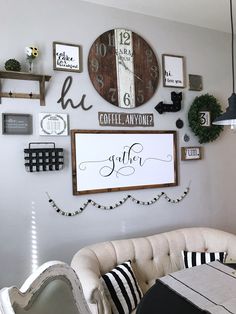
[57,76,93,110]
[79,143,172,178]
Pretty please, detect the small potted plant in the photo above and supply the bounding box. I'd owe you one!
[4,59,21,71]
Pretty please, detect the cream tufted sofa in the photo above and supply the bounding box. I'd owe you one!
[71,227,236,314]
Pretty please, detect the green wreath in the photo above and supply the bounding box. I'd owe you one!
[188,94,223,144]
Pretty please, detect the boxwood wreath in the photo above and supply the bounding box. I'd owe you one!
[188,94,223,143]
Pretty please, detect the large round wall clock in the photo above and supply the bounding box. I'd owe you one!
[88,28,159,108]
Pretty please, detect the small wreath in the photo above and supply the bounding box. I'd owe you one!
[188,94,223,144]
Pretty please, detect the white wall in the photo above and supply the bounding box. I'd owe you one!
[1,0,235,287]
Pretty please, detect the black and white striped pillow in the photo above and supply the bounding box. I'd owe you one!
[182,251,227,269]
[101,260,143,314]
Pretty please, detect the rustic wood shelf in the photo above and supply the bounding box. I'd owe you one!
[0,71,51,106]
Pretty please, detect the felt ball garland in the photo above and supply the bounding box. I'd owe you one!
[46,186,190,217]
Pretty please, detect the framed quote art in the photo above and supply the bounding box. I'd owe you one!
[39,113,68,136]
[162,54,185,88]
[71,130,178,195]
[53,42,82,72]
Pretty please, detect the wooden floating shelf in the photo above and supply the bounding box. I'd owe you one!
[0,70,51,106]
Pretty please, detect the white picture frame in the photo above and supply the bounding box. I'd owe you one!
[71,130,178,195]
[39,113,68,136]
[162,54,185,88]
[53,42,82,72]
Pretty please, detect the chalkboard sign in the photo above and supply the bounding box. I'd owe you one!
[2,113,32,135]
[71,130,178,195]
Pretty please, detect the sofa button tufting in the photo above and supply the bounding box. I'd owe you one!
[167,252,170,256]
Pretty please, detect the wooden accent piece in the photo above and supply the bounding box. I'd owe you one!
[181,146,202,161]
[0,71,51,106]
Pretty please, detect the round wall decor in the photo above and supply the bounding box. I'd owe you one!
[88,28,159,108]
[188,94,223,143]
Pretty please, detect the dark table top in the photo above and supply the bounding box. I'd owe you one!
[136,263,236,314]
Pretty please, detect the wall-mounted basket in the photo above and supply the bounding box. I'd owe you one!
[24,142,64,172]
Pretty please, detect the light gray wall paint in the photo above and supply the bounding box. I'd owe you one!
[1,0,235,287]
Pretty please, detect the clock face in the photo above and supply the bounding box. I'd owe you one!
[88,28,159,108]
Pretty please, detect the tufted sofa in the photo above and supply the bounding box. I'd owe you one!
[71,227,236,314]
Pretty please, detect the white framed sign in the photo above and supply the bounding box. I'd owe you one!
[39,113,68,136]
[162,54,185,88]
[53,42,81,72]
[71,130,178,195]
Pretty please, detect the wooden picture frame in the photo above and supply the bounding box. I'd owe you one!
[181,146,202,161]
[53,42,82,72]
[2,113,32,135]
[162,54,185,88]
[71,130,178,195]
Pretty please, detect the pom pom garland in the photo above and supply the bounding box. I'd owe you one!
[46,186,190,217]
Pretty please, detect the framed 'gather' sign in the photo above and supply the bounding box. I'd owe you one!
[53,42,81,72]
[71,130,178,195]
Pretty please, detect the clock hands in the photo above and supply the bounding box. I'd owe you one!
[118,56,144,82]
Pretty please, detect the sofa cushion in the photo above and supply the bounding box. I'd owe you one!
[101,260,142,314]
[182,250,226,268]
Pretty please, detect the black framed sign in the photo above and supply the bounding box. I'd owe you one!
[2,113,32,135]
[71,130,178,195]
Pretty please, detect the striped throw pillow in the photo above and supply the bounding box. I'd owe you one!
[101,260,143,314]
[182,250,227,269]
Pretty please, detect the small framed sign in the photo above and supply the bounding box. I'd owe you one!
[53,42,82,72]
[162,54,185,88]
[189,74,203,91]
[2,113,32,135]
[39,113,69,136]
[199,111,211,127]
[181,146,202,161]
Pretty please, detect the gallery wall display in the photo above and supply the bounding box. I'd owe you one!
[2,113,32,135]
[53,42,82,72]
[162,54,185,88]
[39,113,68,136]
[181,147,202,161]
[71,130,178,195]
[88,28,159,108]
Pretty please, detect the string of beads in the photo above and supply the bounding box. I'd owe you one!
[46,186,190,217]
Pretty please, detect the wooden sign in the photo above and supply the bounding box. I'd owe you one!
[181,146,202,160]
[2,113,32,135]
[98,112,154,127]
[71,130,177,195]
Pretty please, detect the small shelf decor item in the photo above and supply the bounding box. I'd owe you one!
[4,59,21,72]
[181,147,202,161]
[0,71,51,106]
[24,142,64,172]
[162,54,185,88]
[2,113,32,135]
[25,46,39,73]
[53,42,81,72]
[188,94,223,143]
[39,113,68,136]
